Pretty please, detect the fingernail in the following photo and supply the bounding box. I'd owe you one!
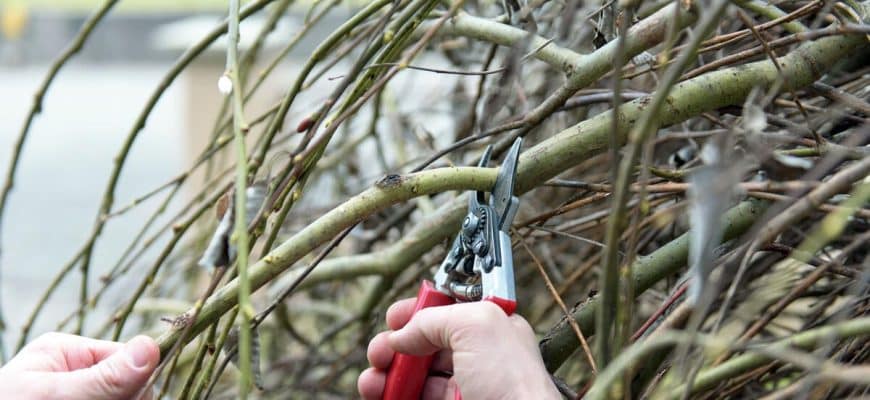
[126,336,153,368]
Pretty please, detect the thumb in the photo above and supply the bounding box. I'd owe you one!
[388,302,505,356]
[60,335,160,400]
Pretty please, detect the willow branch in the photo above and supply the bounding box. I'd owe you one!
[155,8,870,357]
[597,0,730,368]
[540,27,870,371]
[18,0,279,346]
[0,0,120,353]
[670,317,870,397]
[0,0,119,240]
[226,0,254,395]
[733,0,809,34]
[541,198,768,371]
[582,317,870,399]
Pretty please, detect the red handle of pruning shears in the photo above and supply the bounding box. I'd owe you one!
[382,281,515,400]
[382,281,454,400]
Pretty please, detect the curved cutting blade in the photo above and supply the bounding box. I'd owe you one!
[491,138,522,231]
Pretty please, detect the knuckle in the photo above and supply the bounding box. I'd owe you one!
[509,316,537,338]
[470,301,505,324]
[447,303,505,347]
[411,308,451,348]
[413,307,441,329]
[96,360,128,393]
[455,302,507,335]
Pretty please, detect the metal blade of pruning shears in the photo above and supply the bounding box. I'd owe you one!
[492,139,521,232]
[382,138,523,400]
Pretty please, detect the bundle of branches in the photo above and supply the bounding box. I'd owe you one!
[3,0,869,398]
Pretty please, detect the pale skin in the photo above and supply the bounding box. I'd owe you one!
[0,332,159,400]
[0,300,558,399]
[358,299,562,400]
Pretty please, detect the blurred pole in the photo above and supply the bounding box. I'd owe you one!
[1,3,28,40]
[1,3,28,65]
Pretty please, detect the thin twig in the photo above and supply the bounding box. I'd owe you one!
[517,234,597,373]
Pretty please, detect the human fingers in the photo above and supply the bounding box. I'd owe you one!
[388,301,509,356]
[430,349,453,374]
[7,332,124,372]
[366,331,394,370]
[422,375,455,400]
[390,302,562,399]
[368,330,453,372]
[508,314,540,344]
[56,335,159,400]
[357,367,386,400]
[385,298,418,331]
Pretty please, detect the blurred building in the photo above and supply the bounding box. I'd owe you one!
[0,1,352,345]
[2,3,349,64]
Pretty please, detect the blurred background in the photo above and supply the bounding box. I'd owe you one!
[0,0,459,360]
[3,1,869,398]
[0,0,354,350]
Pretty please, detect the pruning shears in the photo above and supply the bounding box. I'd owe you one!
[383,138,523,400]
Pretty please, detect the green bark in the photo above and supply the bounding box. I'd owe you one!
[156,20,869,357]
[540,198,767,371]
[539,30,869,371]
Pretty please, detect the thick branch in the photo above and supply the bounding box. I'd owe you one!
[540,198,767,371]
[672,316,870,397]
[437,2,698,86]
[156,20,869,356]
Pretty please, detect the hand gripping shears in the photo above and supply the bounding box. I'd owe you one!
[382,138,522,400]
